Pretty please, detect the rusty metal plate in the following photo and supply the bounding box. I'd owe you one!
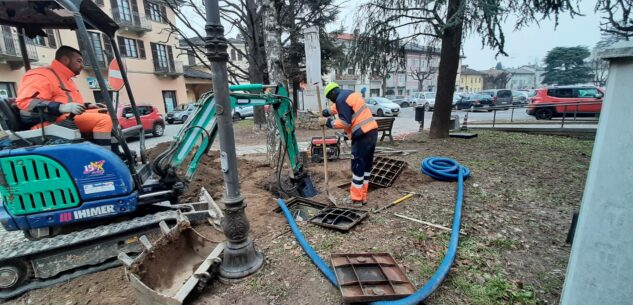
[273,197,329,221]
[331,253,415,303]
[309,207,368,232]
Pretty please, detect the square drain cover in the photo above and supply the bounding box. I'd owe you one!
[309,207,368,231]
[331,253,415,303]
[338,156,407,189]
[274,197,329,221]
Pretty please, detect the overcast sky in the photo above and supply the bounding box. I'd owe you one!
[330,0,603,70]
[181,1,604,71]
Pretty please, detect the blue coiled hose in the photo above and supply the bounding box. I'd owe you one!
[277,157,470,304]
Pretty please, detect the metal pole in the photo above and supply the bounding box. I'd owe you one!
[17,27,31,71]
[492,109,496,128]
[510,106,514,122]
[561,105,567,128]
[205,0,263,279]
[108,35,147,164]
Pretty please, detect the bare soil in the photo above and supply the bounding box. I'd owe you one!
[6,130,593,305]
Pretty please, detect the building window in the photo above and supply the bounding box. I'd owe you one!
[187,50,196,66]
[156,44,168,68]
[0,82,16,98]
[151,42,174,72]
[123,37,138,57]
[147,2,165,23]
[347,68,354,75]
[118,36,145,59]
[88,32,106,65]
[237,52,243,61]
[230,49,236,61]
[116,0,133,22]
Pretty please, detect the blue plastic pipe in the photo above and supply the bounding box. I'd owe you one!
[277,157,470,304]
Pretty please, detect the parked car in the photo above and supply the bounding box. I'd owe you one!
[166,103,196,124]
[411,92,436,111]
[478,89,513,109]
[454,94,494,110]
[527,86,604,120]
[366,97,401,117]
[232,105,254,120]
[387,95,414,108]
[511,90,529,105]
[118,104,165,137]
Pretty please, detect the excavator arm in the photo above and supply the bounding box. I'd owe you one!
[151,84,316,197]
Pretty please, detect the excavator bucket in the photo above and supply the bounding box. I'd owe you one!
[119,217,224,305]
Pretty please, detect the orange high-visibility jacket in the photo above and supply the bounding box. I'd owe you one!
[16,59,84,121]
[327,90,377,140]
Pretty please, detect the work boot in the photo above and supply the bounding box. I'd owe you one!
[351,201,364,208]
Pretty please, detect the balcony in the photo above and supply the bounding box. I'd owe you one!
[0,32,38,69]
[111,8,152,35]
[153,60,183,77]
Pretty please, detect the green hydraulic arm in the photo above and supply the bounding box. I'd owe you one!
[151,84,315,197]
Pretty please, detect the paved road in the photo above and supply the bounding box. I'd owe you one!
[128,107,593,153]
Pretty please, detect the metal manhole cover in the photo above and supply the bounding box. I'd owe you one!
[309,207,368,231]
[274,197,329,221]
[371,157,406,188]
[331,252,415,303]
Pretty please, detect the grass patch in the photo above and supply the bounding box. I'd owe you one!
[452,273,536,305]
[490,238,521,250]
[406,228,428,241]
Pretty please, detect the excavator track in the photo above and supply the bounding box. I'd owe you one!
[0,211,183,300]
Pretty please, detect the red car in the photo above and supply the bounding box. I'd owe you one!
[118,104,165,137]
[527,86,604,120]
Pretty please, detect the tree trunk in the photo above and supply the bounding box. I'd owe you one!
[245,0,267,129]
[429,0,464,139]
[262,0,284,166]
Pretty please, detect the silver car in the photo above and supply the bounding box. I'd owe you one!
[366,97,401,117]
[232,105,254,120]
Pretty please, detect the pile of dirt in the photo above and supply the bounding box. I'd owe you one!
[7,130,593,305]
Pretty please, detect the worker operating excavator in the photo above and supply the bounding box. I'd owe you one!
[319,82,378,207]
[15,46,116,153]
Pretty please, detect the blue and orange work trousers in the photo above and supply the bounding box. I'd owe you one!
[350,130,378,203]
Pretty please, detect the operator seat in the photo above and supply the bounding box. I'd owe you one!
[0,97,82,145]
[0,98,23,132]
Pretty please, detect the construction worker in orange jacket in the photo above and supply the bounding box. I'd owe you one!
[319,82,378,207]
[16,46,114,151]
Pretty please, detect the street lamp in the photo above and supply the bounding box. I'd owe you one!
[204,0,263,279]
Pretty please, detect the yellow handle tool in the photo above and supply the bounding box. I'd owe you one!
[372,193,414,213]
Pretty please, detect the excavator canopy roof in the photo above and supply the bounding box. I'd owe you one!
[0,0,119,38]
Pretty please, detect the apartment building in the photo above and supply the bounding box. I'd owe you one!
[459,65,483,92]
[178,36,249,102]
[0,0,186,114]
[326,34,461,97]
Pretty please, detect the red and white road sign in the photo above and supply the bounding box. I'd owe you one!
[108,59,125,91]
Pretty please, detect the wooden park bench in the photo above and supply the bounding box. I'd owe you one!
[375,117,395,142]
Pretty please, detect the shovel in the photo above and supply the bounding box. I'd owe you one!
[315,84,337,206]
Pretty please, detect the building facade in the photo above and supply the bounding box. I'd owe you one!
[459,66,483,92]
[505,68,536,90]
[325,35,461,97]
[0,0,187,114]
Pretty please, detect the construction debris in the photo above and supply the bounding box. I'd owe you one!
[395,213,466,235]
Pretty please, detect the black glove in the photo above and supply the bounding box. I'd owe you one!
[322,109,331,117]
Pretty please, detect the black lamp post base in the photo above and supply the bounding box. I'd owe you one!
[219,239,264,279]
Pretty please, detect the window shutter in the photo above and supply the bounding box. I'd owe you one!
[142,0,148,14]
[131,0,141,25]
[151,42,159,71]
[138,39,146,59]
[117,36,127,57]
[96,0,104,5]
[110,0,118,9]
[187,50,195,66]
[160,5,167,23]
[102,34,114,62]
[45,29,57,48]
[167,45,175,72]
